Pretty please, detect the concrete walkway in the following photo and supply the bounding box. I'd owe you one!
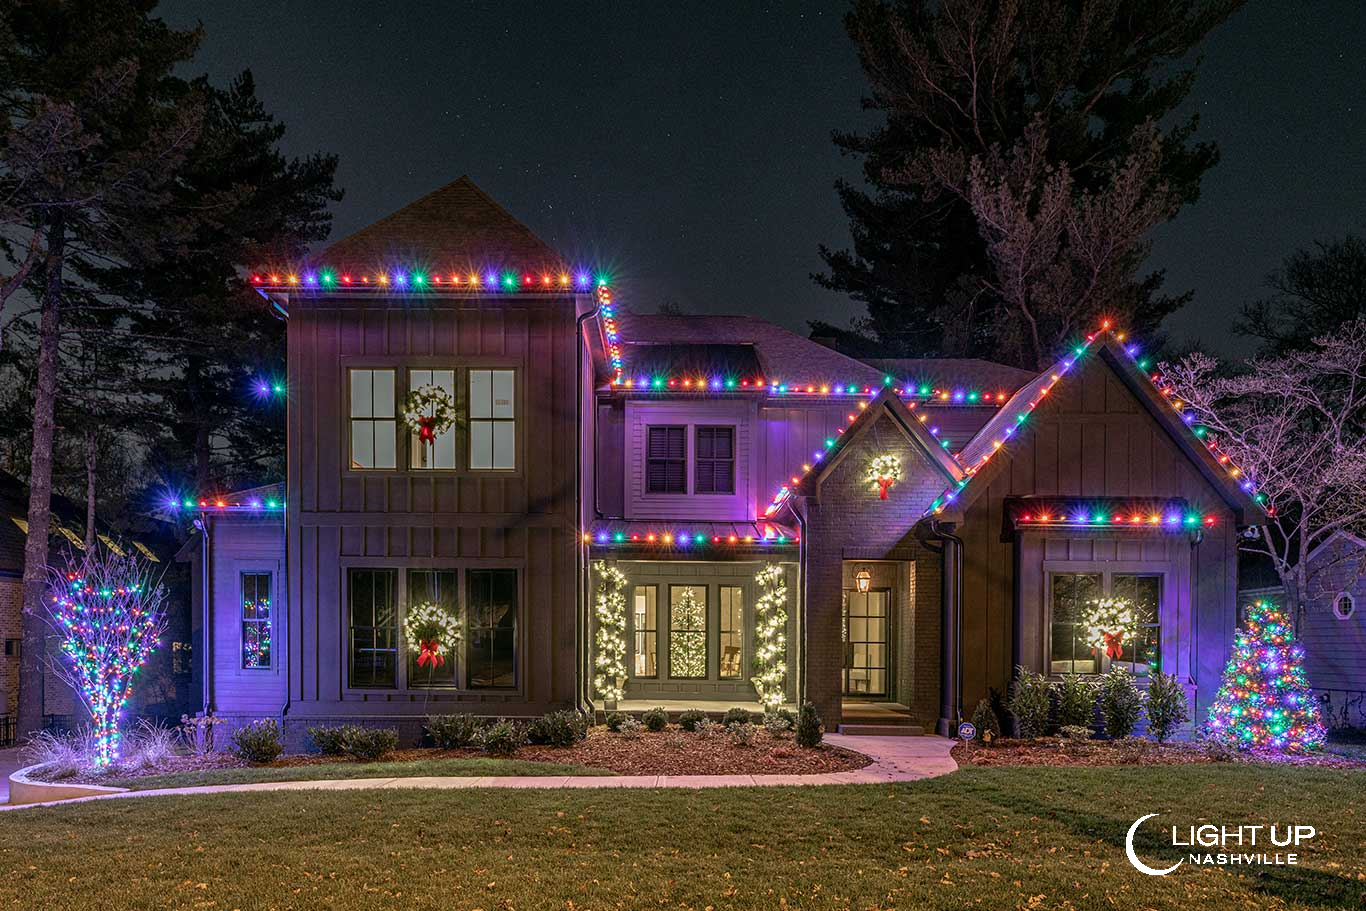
[0,748,25,804]
[3,734,957,810]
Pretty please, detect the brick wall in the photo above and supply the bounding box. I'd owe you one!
[798,412,950,727]
[0,580,19,717]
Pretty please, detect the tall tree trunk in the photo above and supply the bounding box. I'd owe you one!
[84,428,97,550]
[18,215,65,738]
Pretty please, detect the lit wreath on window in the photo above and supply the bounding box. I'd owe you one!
[404,602,463,670]
[867,454,902,500]
[401,384,459,445]
[1082,598,1136,659]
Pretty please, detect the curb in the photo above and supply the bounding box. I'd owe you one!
[7,763,130,806]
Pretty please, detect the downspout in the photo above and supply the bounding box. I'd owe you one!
[794,503,809,706]
[195,514,214,714]
[575,302,601,713]
[928,518,964,732]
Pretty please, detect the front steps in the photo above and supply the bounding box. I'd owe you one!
[836,723,925,736]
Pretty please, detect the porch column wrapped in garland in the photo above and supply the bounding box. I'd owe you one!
[751,563,789,710]
[592,562,628,703]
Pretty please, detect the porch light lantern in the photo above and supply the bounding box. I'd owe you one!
[855,567,872,594]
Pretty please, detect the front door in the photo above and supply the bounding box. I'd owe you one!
[843,589,890,697]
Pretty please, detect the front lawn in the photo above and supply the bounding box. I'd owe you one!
[2,765,1362,910]
[102,756,612,790]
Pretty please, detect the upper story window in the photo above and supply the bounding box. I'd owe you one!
[1335,593,1357,620]
[469,368,516,470]
[350,369,397,469]
[646,426,686,494]
[695,426,735,494]
[408,369,457,470]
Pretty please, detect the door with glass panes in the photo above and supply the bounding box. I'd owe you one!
[843,589,890,697]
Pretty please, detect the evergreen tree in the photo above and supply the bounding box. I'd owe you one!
[670,586,706,678]
[816,0,1241,366]
[1206,600,1326,752]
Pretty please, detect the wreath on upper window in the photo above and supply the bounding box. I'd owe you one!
[1082,598,1137,659]
[867,454,902,500]
[401,384,459,445]
[404,601,462,670]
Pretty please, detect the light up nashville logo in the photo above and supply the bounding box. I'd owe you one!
[1126,814,1317,875]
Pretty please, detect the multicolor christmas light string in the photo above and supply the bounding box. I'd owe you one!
[252,266,603,292]
[44,550,168,767]
[1206,600,1326,752]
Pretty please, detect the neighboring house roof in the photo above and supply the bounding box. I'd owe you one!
[315,176,563,269]
[1304,528,1366,566]
[865,358,1037,399]
[926,331,1269,524]
[622,314,887,389]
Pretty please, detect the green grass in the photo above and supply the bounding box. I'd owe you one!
[102,756,613,790]
[1,765,1362,910]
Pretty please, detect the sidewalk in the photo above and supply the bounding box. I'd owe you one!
[3,734,958,809]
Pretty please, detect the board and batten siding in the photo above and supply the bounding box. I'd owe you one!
[283,293,582,724]
[207,517,287,718]
[955,350,1240,724]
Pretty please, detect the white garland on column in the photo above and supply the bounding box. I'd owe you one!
[592,562,628,702]
[751,563,789,710]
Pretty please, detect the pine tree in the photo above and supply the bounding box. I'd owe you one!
[1206,601,1326,752]
[670,587,706,678]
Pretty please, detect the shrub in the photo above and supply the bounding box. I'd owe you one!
[970,698,1001,742]
[1145,672,1190,743]
[340,727,399,761]
[307,725,350,756]
[21,728,93,779]
[617,716,644,738]
[1054,674,1095,729]
[604,711,626,732]
[763,713,793,739]
[1098,668,1143,739]
[126,719,178,770]
[795,701,823,747]
[476,720,527,755]
[722,707,753,726]
[641,707,669,732]
[1059,724,1092,743]
[426,713,482,749]
[1007,666,1050,738]
[677,709,708,732]
[770,708,797,729]
[178,713,224,756]
[231,719,284,764]
[527,710,589,747]
[728,721,758,746]
[694,718,722,738]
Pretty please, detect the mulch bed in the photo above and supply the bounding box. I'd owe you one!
[952,737,1366,769]
[41,728,870,784]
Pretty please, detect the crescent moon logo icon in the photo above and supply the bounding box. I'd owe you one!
[1126,813,1183,876]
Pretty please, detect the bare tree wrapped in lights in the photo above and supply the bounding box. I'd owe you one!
[1160,321,1366,619]
[751,563,788,710]
[592,562,628,705]
[43,549,168,766]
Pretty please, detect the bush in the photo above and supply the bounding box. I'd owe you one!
[677,709,708,732]
[722,707,753,726]
[795,701,823,747]
[21,728,93,779]
[1059,724,1092,743]
[307,725,350,756]
[728,721,758,746]
[641,707,669,732]
[764,709,796,730]
[126,719,179,770]
[1054,674,1095,729]
[970,698,1001,742]
[1145,672,1190,743]
[617,716,644,738]
[527,710,589,747]
[426,713,482,749]
[763,713,793,739]
[1007,666,1050,738]
[340,727,399,761]
[231,719,284,764]
[178,713,224,757]
[476,720,527,755]
[604,711,626,732]
[1098,668,1143,739]
[695,718,721,738]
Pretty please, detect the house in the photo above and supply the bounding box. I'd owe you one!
[187,176,1270,743]
[0,470,186,742]
[1238,531,1366,729]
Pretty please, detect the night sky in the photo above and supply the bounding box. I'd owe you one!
[166,1,1366,358]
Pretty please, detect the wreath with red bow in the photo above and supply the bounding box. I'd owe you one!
[1083,598,1137,660]
[404,602,462,670]
[401,384,459,445]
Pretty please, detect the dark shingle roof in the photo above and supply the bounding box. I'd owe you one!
[864,358,1037,398]
[624,343,763,381]
[317,176,562,269]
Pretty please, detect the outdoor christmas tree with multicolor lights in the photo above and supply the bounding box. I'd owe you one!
[1206,600,1326,752]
